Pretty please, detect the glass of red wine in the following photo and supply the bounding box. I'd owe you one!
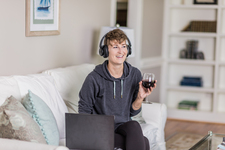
[142,73,155,104]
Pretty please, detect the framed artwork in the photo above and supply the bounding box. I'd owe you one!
[194,0,217,4]
[26,0,60,36]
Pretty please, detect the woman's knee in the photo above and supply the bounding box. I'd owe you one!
[116,120,143,137]
[126,120,142,130]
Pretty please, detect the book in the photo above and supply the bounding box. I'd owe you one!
[182,21,217,33]
[178,100,199,110]
[180,76,203,87]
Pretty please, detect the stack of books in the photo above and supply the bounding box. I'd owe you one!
[180,76,203,87]
[182,21,217,33]
[178,100,199,110]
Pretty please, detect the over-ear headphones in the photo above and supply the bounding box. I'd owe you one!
[99,33,132,58]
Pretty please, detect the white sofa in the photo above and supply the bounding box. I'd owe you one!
[0,63,167,150]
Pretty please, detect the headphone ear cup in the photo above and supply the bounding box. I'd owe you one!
[127,45,132,57]
[99,47,104,56]
[102,45,109,58]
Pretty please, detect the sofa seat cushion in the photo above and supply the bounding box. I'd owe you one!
[22,90,59,146]
[0,96,46,144]
[14,74,68,140]
[43,64,95,113]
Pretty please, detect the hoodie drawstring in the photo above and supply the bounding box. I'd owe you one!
[121,80,123,98]
[113,80,124,99]
[114,81,116,99]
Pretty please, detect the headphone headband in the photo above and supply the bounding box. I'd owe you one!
[99,33,132,48]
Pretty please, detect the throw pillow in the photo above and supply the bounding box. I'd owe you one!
[22,90,59,146]
[0,96,46,144]
[14,74,68,139]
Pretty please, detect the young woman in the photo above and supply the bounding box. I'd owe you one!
[79,29,156,150]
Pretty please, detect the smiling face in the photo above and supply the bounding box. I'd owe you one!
[108,40,128,66]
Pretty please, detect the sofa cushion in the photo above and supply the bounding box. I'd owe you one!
[0,96,46,144]
[0,76,21,106]
[22,90,59,146]
[14,74,68,139]
[131,110,146,124]
[43,64,95,113]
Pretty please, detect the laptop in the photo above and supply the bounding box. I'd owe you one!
[65,113,115,150]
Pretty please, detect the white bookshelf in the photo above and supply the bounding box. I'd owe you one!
[161,0,225,123]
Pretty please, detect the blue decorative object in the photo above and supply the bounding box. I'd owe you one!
[21,90,59,146]
[180,76,203,87]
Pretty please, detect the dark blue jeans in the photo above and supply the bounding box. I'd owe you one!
[115,121,150,150]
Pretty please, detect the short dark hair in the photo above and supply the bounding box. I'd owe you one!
[104,29,128,46]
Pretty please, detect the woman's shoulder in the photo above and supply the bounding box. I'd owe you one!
[124,62,141,81]
[125,61,141,74]
[129,65,141,77]
[85,69,103,84]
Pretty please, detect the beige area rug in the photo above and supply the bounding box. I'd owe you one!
[166,132,205,150]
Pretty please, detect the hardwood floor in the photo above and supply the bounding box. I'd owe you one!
[165,119,225,140]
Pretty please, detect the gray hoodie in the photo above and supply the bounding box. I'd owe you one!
[78,60,142,129]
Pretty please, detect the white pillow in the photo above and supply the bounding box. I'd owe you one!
[14,74,68,139]
[43,64,95,113]
[0,76,21,106]
[131,110,146,124]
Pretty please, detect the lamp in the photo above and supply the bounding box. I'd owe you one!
[97,26,135,57]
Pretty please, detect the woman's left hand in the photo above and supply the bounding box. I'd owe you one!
[137,80,157,100]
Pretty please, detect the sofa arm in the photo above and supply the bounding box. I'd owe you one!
[142,102,167,143]
[0,138,69,150]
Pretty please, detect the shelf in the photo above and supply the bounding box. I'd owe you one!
[218,89,225,93]
[162,0,224,123]
[169,5,218,9]
[167,85,214,93]
[168,59,215,66]
[169,32,217,37]
[167,108,225,124]
[168,108,211,113]
[219,62,225,65]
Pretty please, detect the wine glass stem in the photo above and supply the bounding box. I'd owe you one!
[143,97,152,104]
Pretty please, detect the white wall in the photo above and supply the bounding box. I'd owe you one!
[141,66,161,103]
[0,0,111,76]
[141,0,164,58]
[0,0,164,102]
[140,0,164,102]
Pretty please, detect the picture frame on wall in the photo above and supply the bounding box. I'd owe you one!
[26,0,60,37]
[194,0,217,4]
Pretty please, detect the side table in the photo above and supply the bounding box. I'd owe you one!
[190,131,225,150]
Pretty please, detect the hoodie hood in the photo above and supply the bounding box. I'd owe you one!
[94,60,132,81]
[94,60,132,99]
